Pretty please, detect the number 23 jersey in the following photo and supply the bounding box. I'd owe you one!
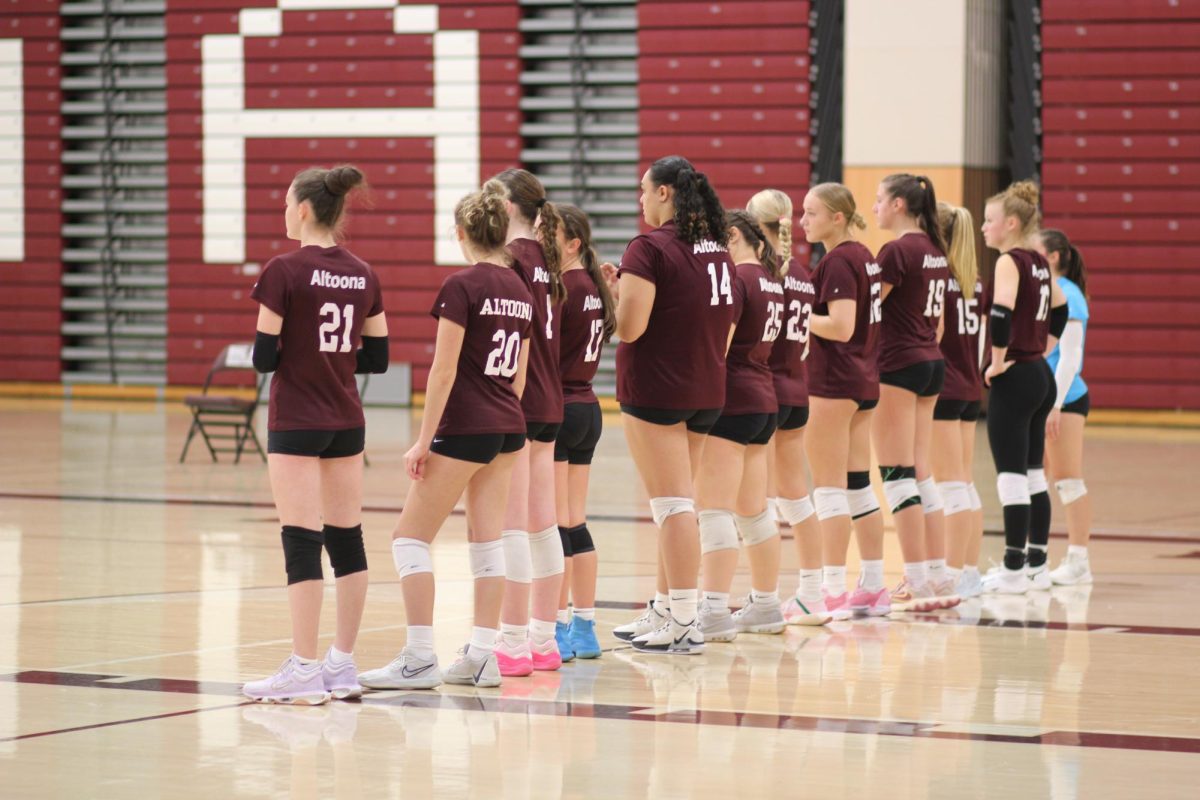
[251,245,384,432]
[431,262,534,436]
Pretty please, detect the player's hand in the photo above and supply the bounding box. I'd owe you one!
[405,439,431,481]
[600,262,619,300]
[1046,408,1062,441]
[983,359,1014,386]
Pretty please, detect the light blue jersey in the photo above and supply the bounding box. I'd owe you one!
[1045,276,1088,404]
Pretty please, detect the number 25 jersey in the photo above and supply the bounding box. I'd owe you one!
[431,262,534,436]
[251,245,384,432]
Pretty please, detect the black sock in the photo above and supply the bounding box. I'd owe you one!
[1030,490,1051,549]
[1003,504,1030,570]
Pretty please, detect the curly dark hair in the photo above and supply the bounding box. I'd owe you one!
[647,155,727,247]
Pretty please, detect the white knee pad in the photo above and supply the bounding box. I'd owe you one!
[848,486,881,518]
[392,537,433,578]
[468,539,506,579]
[699,509,739,554]
[996,472,1031,507]
[777,495,816,526]
[917,478,944,514]
[1055,478,1088,506]
[768,497,782,525]
[813,487,851,521]
[501,529,532,584]
[649,496,695,528]
[882,478,919,514]
[529,525,565,579]
[1027,467,1048,495]
[736,508,779,547]
[967,482,983,511]
[938,481,971,517]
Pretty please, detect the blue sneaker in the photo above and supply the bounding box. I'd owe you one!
[555,621,576,662]
[567,617,602,659]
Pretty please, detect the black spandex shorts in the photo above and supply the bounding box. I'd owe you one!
[268,427,365,458]
[526,421,561,443]
[777,404,810,431]
[708,412,778,446]
[858,398,879,411]
[555,402,603,465]
[934,398,982,422]
[880,359,946,397]
[430,432,526,464]
[1062,392,1090,418]
[620,404,722,434]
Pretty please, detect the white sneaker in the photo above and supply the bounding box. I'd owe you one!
[358,648,442,690]
[698,601,738,642]
[631,618,706,655]
[954,568,983,599]
[732,596,786,634]
[242,656,331,705]
[1049,555,1093,586]
[1026,563,1053,591]
[782,595,833,626]
[613,599,668,641]
[444,647,501,688]
[982,567,1031,595]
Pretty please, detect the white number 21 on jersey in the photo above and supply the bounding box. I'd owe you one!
[318,302,354,353]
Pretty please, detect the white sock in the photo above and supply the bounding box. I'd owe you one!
[822,565,847,595]
[860,559,885,591]
[703,590,730,610]
[574,607,595,621]
[945,566,963,582]
[1068,545,1088,560]
[798,569,822,601]
[926,559,946,582]
[292,654,320,669]
[529,618,556,645]
[904,561,928,586]
[654,591,671,612]
[326,646,353,666]
[669,588,697,627]
[556,609,570,625]
[751,589,779,605]
[500,622,527,648]
[406,626,435,660]
[468,626,496,658]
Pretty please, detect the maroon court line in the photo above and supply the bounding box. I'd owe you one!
[0,702,250,743]
[2,490,1199,545]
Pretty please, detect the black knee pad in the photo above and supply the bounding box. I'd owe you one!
[281,526,325,585]
[323,523,367,578]
[847,471,872,491]
[558,525,575,558]
[569,523,595,555]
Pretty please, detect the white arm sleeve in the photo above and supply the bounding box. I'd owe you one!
[1054,320,1084,408]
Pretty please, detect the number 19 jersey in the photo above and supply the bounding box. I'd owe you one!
[250,245,384,432]
[431,262,534,437]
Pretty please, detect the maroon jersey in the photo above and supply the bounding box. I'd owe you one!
[430,262,534,436]
[769,258,816,407]
[558,268,606,405]
[250,245,383,431]
[616,221,736,409]
[940,276,988,402]
[877,232,950,372]
[508,237,564,423]
[806,241,881,401]
[1004,248,1053,363]
[724,262,783,415]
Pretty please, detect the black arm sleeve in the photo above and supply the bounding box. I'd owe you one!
[1049,303,1068,339]
[355,335,389,374]
[252,331,280,373]
[990,304,1013,348]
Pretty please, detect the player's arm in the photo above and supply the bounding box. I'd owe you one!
[356,312,390,374]
[252,304,284,373]
[1046,279,1069,353]
[937,305,946,344]
[809,298,855,343]
[614,272,655,343]
[985,254,1018,384]
[418,318,464,448]
[513,338,531,400]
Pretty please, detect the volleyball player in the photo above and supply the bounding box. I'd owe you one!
[800,183,885,621]
[553,204,614,660]
[980,181,1068,594]
[871,174,957,612]
[696,211,786,640]
[483,169,568,675]
[933,203,987,598]
[746,189,828,626]
[358,189,532,690]
[243,165,387,704]
[1039,229,1093,585]
[605,155,733,654]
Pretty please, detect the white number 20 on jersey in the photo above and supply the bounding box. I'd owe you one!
[484,330,521,378]
[318,302,354,353]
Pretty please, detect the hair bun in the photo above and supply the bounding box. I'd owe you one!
[323,165,364,197]
[1009,180,1040,207]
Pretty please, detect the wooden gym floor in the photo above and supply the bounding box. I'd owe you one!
[0,397,1197,798]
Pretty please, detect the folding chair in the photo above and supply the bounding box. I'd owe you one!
[179,343,267,464]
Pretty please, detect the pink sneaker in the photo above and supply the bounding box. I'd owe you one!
[822,590,854,621]
[891,578,940,613]
[849,584,892,617]
[494,638,533,677]
[782,595,832,626]
[931,579,962,610]
[530,637,562,671]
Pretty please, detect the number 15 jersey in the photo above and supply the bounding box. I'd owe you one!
[251,245,384,432]
[431,261,534,437]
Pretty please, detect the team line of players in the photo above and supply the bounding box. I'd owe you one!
[241,157,1093,704]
